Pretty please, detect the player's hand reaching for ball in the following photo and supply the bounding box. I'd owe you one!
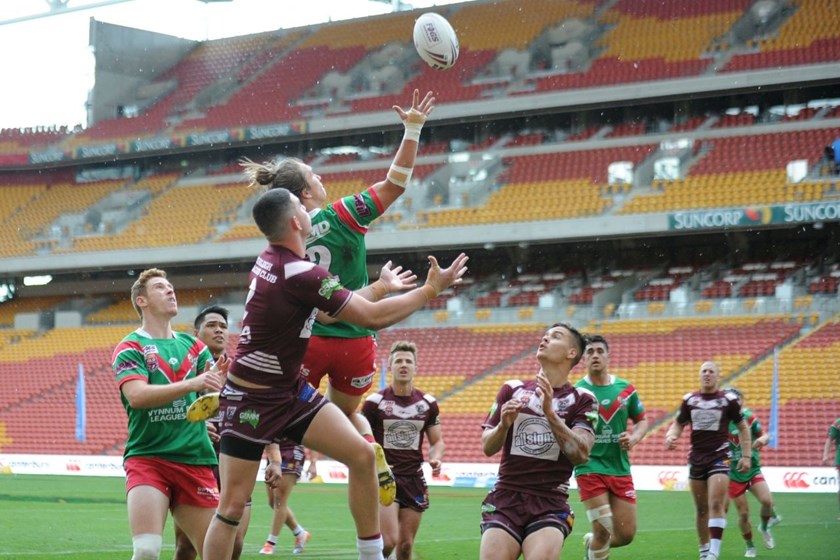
[379,260,417,293]
[422,253,469,298]
[394,89,435,127]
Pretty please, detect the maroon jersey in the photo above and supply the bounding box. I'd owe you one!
[362,387,440,476]
[482,379,597,498]
[676,390,743,466]
[231,245,352,389]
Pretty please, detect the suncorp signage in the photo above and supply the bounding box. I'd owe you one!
[669,202,840,231]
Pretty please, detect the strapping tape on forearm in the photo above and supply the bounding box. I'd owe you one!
[388,164,414,188]
[404,122,422,142]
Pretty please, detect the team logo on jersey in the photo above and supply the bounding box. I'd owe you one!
[416,403,427,414]
[143,345,159,372]
[553,394,576,412]
[318,277,343,299]
[226,406,237,420]
[168,357,179,365]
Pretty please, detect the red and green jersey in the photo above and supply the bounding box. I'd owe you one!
[113,329,217,465]
[306,188,384,339]
[573,374,646,477]
[728,407,764,482]
[829,418,840,467]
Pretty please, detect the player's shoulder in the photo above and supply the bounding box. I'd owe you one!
[574,385,597,402]
[504,379,525,390]
[682,391,696,401]
[365,392,385,404]
[421,391,437,404]
[724,391,740,402]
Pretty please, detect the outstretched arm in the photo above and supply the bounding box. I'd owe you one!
[371,89,436,211]
[334,253,467,331]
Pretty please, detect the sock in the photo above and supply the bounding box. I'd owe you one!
[363,434,375,444]
[265,534,278,545]
[292,525,303,536]
[357,534,384,560]
[760,515,770,531]
[744,530,753,547]
[709,518,726,557]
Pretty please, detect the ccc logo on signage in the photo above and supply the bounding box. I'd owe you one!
[782,471,810,489]
[658,470,680,490]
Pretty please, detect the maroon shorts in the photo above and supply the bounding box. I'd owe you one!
[689,457,731,481]
[728,473,766,498]
[219,377,327,454]
[303,335,377,396]
[124,456,219,508]
[576,473,637,503]
[279,440,306,478]
[394,472,430,513]
[480,487,574,544]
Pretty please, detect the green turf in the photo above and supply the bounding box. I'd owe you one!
[0,474,838,558]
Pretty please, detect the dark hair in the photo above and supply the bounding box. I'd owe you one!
[194,304,229,330]
[240,157,308,197]
[252,187,296,240]
[585,334,609,352]
[550,321,586,367]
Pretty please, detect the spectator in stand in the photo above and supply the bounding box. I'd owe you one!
[201,187,468,560]
[665,361,751,560]
[113,269,229,560]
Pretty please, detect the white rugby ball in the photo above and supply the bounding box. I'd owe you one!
[413,12,459,70]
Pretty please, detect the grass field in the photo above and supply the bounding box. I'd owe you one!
[0,474,838,559]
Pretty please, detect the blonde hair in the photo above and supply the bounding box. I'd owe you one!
[239,156,308,197]
[130,268,167,319]
[389,340,418,366]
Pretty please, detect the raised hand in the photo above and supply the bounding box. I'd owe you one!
[379,260,417,293]
[423,253,468,296]
[394,89,435,126]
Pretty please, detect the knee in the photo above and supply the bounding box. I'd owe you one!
[348,441,376,472]
[132,534,162,560]
[613,528,634,547]
[397,540,414,560]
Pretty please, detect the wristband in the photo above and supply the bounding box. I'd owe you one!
[369,280,388,301]
[387,164,413,188]
[404,122,422,143]
[420,284,438,302]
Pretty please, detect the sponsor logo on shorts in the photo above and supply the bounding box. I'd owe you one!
[350,373,374,389]
[783,471,810,489]
[625,489,636,499]
[197,485,219,499]
[239,409,260,429]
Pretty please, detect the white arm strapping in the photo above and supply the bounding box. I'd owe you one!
[387,164,414,188]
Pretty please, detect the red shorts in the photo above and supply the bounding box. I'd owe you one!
[576,473,637,503]
[728,473,766,498]
[303,335,377,396]
[124,456,219,508]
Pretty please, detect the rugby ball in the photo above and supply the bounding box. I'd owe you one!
[413,13,459,70]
